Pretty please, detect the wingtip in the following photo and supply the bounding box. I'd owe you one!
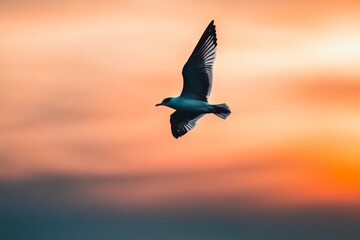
[172,132,180,139]
[171,129,182,139]
[206,20,216,35]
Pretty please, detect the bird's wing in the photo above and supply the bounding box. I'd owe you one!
[170,111,205,138]
[181,20,217,101]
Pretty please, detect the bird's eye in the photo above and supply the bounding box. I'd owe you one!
[163,98,171,103]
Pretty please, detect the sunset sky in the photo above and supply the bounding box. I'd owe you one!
[1,1,360,239]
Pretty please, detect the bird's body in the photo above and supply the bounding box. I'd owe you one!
[162,97,212,113]
[156,20,231,138]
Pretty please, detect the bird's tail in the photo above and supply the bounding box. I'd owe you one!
[211,103,231,119]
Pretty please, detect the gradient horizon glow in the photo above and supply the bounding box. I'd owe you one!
[1,1,360,239]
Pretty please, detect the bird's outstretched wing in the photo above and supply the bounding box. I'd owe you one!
[181,20,217,101]
[170,111,205,138]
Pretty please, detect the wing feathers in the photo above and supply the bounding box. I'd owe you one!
[192,20,216,53]
[181,20,217,101]
[199,36,215,55]
[170,111,204,138]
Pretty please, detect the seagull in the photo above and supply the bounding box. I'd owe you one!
[156,20,231,139]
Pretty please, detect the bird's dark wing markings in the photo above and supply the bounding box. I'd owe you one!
[170,111,205,138]
[181,20,217,101]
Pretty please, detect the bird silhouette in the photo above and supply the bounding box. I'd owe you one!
[156,20,231,138]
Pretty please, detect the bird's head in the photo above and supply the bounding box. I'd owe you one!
[155,97,173,107]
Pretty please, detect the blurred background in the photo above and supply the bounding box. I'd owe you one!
[1,0,360,239]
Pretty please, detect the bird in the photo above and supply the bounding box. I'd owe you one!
[155,20,231,139]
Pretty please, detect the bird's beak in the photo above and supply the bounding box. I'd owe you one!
[155,103,162,107]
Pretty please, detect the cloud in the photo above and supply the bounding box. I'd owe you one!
[0,160,285,210]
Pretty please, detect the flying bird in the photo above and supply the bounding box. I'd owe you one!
[156,20,231,138]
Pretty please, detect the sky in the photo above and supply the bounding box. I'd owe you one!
[1,0,360,239]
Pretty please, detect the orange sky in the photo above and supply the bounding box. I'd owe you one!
[0,0,360,212]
